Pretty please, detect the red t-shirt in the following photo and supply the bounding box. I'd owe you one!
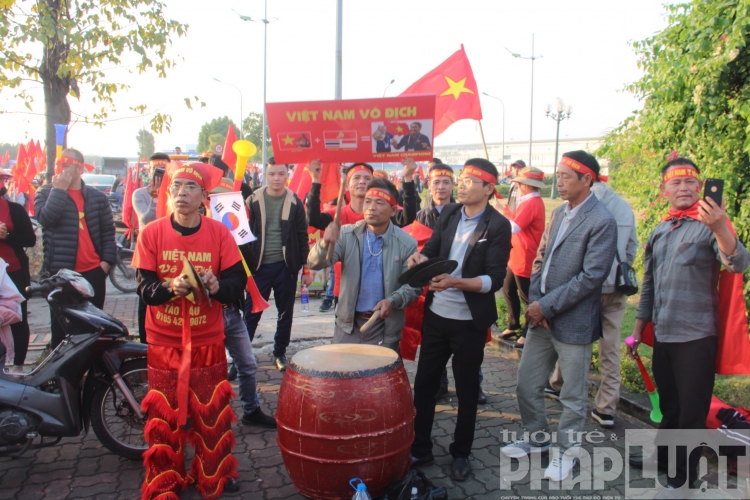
[132,215,242,348]
[68,189,101,273]
[323,204,364,297]
[508,196,545,278]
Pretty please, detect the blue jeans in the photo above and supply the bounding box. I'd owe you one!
[110,192,123,206]
[223,305,259,415]
[244,261,297,358]
[325,266,335,301]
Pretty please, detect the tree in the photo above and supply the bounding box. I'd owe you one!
[599,1,750,252]
[207,133,225,155]
[0,1,196,180]
[197,116,237,153]
[0,143,19,161]
[136,129,155,159]
[243,112,273,162]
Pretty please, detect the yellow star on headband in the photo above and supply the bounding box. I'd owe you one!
[282,135,294,146]
[439,76,475,100]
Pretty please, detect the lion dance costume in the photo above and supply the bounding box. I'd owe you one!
[133,163,241,499]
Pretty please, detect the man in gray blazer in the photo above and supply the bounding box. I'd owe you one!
[502,151,617,482]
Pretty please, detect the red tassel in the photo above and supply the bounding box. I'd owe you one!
[140,468,186,500]
[189,381,235,424]
[246,275,270,313]
[189,454,239,499]
[189,404,237,438]
[188,429,236,463]
[144,419,185,450]
[142,390,179,423]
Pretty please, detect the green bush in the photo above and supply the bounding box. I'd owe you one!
[590,343,655,395]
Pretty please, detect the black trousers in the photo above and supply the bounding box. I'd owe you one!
[652,336,716,486]
[138,296,148,344]
[501,268,530,338]
[8,269,30,366]
[412,308,486,459]
[50,266,107,349]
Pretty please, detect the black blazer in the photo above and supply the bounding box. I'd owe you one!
[421,203,511,330]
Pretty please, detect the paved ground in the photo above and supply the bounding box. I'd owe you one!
[1,291,657,499]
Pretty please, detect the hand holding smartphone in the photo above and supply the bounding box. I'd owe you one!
[703,178,724,206]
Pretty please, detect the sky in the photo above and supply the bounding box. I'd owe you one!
[0,0,670,157]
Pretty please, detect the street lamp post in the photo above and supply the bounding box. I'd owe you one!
[482,92,505,172]
[507,34,542,167]
[545,98,573,199]
[212,78,242,138]
[383,79,395,98]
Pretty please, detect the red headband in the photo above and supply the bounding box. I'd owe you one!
[347,165,372,180]
[461,166,502,199]
[429,168,454,179]
[662,166,700,183]
[372,170,388,179]
[149,159,169,168]
[56,157,84,169]
[559,157,608,182]
[167,162,224,192]
[519,171,544,180]
[366,188,397,206]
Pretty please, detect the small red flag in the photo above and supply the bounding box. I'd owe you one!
[288,163,341,205]
[221,125,238,173]
[400,44,483,137]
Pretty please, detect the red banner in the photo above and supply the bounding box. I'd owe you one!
[266,95,436,164]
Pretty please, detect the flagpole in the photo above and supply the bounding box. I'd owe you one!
[477,120,489,160]
[327,166,347,261]
[335,0,343,99]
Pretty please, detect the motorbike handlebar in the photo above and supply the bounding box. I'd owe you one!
[26,282,54,296]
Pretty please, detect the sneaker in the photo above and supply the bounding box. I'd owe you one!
[591,409,614,428]
[241,407,277,428]
[544,384,560,400]
[319,298,334,313]
[224,477,240,493]
[501,440,551,458]
[544,455,578,482]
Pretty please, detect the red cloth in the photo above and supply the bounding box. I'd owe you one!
[324,204,364,297]
[132,215,242,349]
[642,212,750,375]
[0,198,20,272]
[507,196,545,278]
[68,189,101,272]
[402,222,433,361]
[288,163,342,205]
[407,220,433,252]
[221,125,237,173]
[400,45,482,137]
[121,165,142,236]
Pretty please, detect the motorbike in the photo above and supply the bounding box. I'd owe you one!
[109,240,137,294]
[0,270,148,459]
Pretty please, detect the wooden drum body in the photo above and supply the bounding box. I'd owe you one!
[277,344,415,500]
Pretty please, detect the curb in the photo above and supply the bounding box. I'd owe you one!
[489,334,658,428]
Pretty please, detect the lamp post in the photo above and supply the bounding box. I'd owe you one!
[482,92,505,172]
[507,34,542,167]
[545,98,572,199]
[383,79,395,98]
[212,78,243,138]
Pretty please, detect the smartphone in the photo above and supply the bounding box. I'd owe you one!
[703,178,724,206]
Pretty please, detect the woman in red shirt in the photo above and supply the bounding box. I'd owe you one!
[501,167,546,348]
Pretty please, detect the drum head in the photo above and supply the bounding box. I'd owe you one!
[397,257,446,285]
[408,259,458,287]
[290,344,401,379]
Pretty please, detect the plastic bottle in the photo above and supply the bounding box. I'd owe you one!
[411,486,418,499]
[301,284,309,313]
[349,478,372,500]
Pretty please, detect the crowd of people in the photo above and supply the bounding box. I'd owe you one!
[0,145,745,499]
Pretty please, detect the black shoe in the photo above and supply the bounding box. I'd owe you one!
[477,388,487,405]
[224,477,240,493]
[410,454,435,468]
[227,362,238,382]
[500,329,519,340]
[242,407,277,428]
[452,457,471,481]
[591,409,615,428]
[514,340,525,349]
[275,355,288,372]
[435,385,448,401]
[629,453,669,473]
[544,384,560,400]
[319,298,334,312]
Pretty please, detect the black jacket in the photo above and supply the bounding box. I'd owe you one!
[415,196,455,230]
[1,200,36,289]
[240,187,309,276]
[421,203,511,330]
[35,182,116,274]
[306,181,418,231]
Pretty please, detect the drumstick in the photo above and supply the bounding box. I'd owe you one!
[326,165,348,261]
[360,310,381,332]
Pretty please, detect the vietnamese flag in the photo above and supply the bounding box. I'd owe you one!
[222,125,237,173]
[288,163,341,204]
[400,44,483,137]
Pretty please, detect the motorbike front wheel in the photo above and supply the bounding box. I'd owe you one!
[109,253,137,293]
[90,357,148,460]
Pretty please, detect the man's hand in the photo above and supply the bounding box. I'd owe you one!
[52,170,73,190]
[698,198,729,234]
[0,223,8,240]
[147,177,161,199]
[373,298,393,319]
[201,270,220,295]
[428,273,455,292]
[100,261,110,274]
[525,301,548,327]
[171,277,192,298]
[321,221,340,249]
[306,159,322,183]
[627,330,642,360]
[301,273,314,286]
[407,252,428,269]
[402,158,417,182]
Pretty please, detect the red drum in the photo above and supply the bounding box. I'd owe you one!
[277,344,415,500]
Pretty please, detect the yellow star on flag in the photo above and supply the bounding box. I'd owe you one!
[282,135,294,145]
[396,125,404,133]
[78,212,85,230]
[439,76,475,100]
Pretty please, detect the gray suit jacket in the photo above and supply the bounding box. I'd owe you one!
[529,194,617,344]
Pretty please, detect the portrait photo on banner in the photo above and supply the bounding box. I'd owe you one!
[371,119,434,154]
